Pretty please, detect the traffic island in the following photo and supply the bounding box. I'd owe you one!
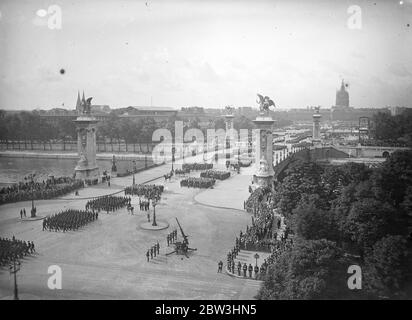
[139,220,169,231]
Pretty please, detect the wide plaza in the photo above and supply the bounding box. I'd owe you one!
[0,156,263,300]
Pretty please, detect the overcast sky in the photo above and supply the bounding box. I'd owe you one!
[0,0,411,110]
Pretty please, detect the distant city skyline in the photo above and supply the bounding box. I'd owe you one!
[0,0,411,110]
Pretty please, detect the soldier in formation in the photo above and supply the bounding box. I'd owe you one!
[181,163,213,171]
[248,263,253,278]
[167,230,177,245]
[146,242,161,261]
[43,209,98,232]
[0,176,83,205]
[180,177,215,189]
[139,200,150,211]
[85,195,130,213]
[124,184,164,199]
[0,237,35,266]
[217,260,223,273]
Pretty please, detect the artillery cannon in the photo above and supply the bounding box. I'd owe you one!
[166,218,197,258]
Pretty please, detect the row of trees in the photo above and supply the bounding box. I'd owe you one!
[372,110,412,146]
[0,110,278,148]
[0,110,76,146]
[258,150,412,299]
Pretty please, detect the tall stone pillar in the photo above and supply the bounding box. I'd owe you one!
[74,106,100,181]
[223,106,235,165]
[253,116,275,188]
[252,94,277,189]
[312,106,322,145]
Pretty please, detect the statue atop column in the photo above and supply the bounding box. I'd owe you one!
[224,105,234,115]
[81,97,93,115]
[74,95,99,182]
[256,94,276,116]
[252,93,276,189]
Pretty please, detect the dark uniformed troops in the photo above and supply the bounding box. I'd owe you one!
[254,265,259,279]
[147,242,161,261]
[180,177,216,189]
[260,266,265,279]
[125,184,164,199]
[86,196,130,213]
[167,230,177,245]
[243,263,247,277]
[0,237,35,266]
[43,209,98,232]
[1,176,84,205]
[19,208,27,219]
[139,200,150,211]
[218,260,223,273]
[237,261,241,276]
[248,264,253,278]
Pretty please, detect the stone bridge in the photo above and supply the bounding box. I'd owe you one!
[273,146,349,181]
[333,145,410,158]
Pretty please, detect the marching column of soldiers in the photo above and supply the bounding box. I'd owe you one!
[42,209,98,232]
[85,195,131,213]
[166,229,177,246]
[124,184,164,198]
[146,241,160,262]
[0,176,84,206]
[180,177,215,189]
[0,236,35,266]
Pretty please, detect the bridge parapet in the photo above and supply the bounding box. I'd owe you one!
[334,145,410,158]
[273,146,349,181]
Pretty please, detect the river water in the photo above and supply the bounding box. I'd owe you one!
[0,157,150,187]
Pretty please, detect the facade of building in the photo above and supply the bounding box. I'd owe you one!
[118,106,178,123]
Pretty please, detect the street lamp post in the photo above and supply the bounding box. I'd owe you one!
[152,201,157,227]
[132,160,136,186]
[172,146,175,172]
[151,195,160,227]
[9,258,21,300]
[254,253,260,268]
[25,173,36,218]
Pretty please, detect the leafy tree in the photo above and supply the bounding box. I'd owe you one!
[273,160,324,217]
[292,200,339,242]
[257,239,349,300]
[364,235,410,299]
[374,150,412,208]
[343,199,402,253]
